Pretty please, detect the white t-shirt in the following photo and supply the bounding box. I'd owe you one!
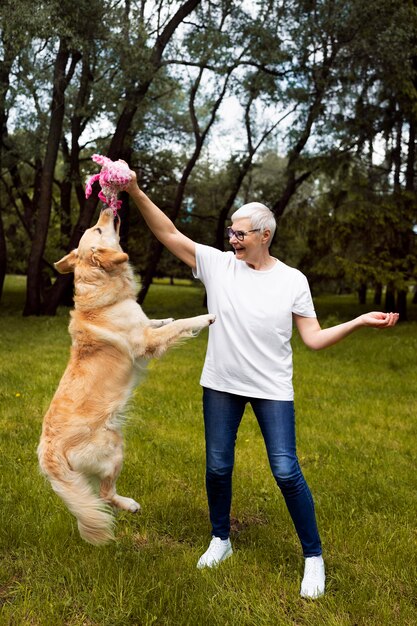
[193,244,317,401]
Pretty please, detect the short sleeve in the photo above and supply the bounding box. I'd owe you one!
[193,243,233,284]
[292,272,316,318]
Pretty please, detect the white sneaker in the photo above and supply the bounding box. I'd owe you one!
[197,537,233,569]
[300,555,325,599]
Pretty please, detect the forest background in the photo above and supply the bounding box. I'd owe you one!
[0,0,416,317]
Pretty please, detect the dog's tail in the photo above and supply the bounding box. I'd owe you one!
[38,444,114,545]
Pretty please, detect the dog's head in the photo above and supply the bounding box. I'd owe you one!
[55,209,128,274]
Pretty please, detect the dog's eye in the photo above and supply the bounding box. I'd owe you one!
[94,228,102,234]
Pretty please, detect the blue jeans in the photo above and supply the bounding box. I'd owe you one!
[203,387,322,557]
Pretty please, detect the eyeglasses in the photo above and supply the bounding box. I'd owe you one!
[226,227,261,241]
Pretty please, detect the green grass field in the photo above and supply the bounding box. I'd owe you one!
[1,276,416,625]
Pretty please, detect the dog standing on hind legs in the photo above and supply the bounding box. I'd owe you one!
[37,208,215,545]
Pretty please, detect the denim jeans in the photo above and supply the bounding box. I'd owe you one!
[203,387,322,557]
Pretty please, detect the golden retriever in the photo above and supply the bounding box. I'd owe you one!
[38,208,214,545]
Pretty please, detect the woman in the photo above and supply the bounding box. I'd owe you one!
[126,173,398,598]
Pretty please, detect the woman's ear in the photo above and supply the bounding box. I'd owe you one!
[262,229,271,245]
[54,249,78,274]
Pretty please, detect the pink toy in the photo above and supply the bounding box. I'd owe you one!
[85,154,131,214]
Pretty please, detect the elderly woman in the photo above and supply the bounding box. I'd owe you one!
[126,173,398,598]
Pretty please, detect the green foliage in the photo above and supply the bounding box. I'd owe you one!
[1,277,417,624]
[1,0,417,312]
[241,150,288,212]
[280,158,417,295]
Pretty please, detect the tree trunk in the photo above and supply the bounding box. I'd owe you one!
[373,282,382,305]
[41,192,100,315]
[43,52,96,314]
[138,239,164,304]
[59,139,73,251]
[396,289,408,321]
[0,40,15,301]
[0,208,6,299]
[23,41,79,315]
[384,283,396,312]
[357,283,367,305]
[0,132,7,299]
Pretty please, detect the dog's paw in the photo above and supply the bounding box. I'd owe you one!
[189,314,216,333]
[197,313,216,328]
[124,498,140,513]
[113,495,141,513]
[128,500,141,514]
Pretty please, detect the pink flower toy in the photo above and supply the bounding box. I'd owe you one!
[85,154,132,215]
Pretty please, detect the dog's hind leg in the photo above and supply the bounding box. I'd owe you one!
[90,429,141,514]
[98,450,140,513]
[100,477,141,513]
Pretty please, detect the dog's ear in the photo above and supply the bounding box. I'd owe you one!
[54,249,78,274]
[91,247,129,270]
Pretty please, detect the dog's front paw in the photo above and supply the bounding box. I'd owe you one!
[192,313,216,331]
[198,313,216,328]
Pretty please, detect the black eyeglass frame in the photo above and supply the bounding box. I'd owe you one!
[226,227,261,241]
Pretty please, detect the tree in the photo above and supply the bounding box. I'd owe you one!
[137,0,244,302]
[23,37,81,315]
[0,0,42,299]
[1,0,416,317]
[43,0,203,315]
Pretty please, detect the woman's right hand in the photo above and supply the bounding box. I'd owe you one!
[118,161,138,195]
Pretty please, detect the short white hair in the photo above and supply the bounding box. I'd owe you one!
[231,202,276,247]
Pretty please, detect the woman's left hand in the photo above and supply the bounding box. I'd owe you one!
[359,311,400,328]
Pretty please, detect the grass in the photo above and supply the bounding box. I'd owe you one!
[1,275,416,625]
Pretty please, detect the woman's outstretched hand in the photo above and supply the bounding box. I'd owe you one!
[295,310,399,350]
[359,311,400,328]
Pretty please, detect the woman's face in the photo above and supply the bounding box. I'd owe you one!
[229,217,267,262]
